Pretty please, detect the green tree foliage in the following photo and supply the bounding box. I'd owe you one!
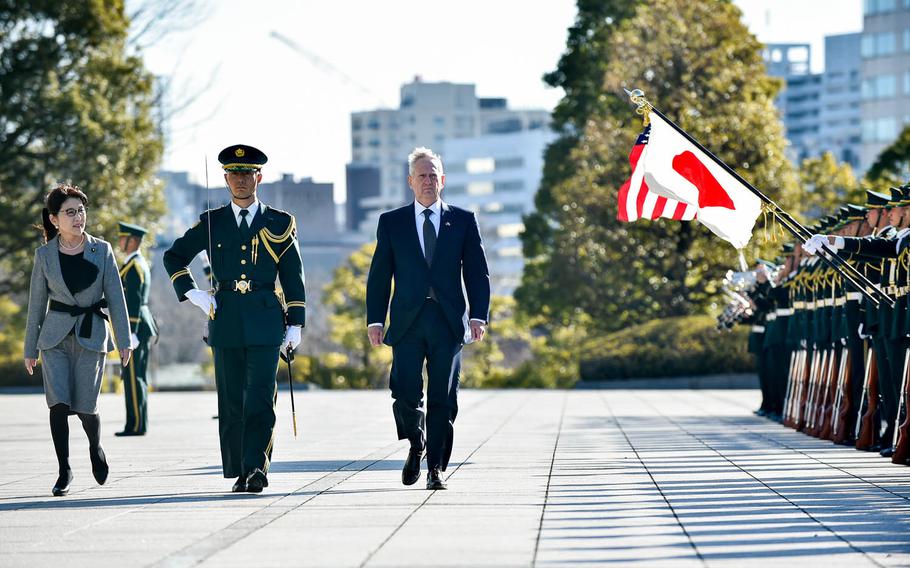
[518,0,798,332]
[865,124,910,185]
[798,152,862,223]
[322,243,392,388]
[0,1,164,296]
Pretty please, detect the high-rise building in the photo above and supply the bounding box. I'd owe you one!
[349,77,549,233]
[442,128,556,295]
[345,163,381,232]
[859,0,910,171]
[763,36,862,171]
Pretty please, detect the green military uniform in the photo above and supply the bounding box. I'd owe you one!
[117,222,158,436]
[162,145,306,488]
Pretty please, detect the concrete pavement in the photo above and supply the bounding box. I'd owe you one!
[1,389,909,567]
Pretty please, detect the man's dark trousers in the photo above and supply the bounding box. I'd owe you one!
[213,345,279,478]
[121,339,150,433]
[391,299,461,471]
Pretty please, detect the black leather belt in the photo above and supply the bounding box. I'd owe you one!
[215,280,275,294]
[49,299,109,338]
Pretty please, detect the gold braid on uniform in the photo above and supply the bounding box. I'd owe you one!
[170,268,190,282]
[257,217,297,263]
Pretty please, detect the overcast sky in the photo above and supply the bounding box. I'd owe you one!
[139,0,862,201]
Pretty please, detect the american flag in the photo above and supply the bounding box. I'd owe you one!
[616,125,696,223]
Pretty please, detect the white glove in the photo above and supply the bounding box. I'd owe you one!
[801,234,827,255]
[129,333,140,350]
[858,323,870,340]
[282,325,302,353]
[185,288,217,317]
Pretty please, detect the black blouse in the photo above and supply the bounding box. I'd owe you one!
[58,251,98,295]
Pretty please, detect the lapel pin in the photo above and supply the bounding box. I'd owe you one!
[445,221,451,227]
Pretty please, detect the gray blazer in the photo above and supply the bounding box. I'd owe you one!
[24,233,131,359]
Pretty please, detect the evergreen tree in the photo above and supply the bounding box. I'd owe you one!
[865,125,910,185]
[798,152,862,223]
[518,0,799,331]
[0,1,164,296]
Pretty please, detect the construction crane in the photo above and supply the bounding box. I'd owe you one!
[270,31,389,108]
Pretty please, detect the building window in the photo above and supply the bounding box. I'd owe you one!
[905,71,910,94]
[863,32,897,57]
[494,157,524,169]
[351,118,362,130]
[865,0,897,14]
[352,137,362,149]
[467,181,494,195]
[905,29,910,52]
[466,157,495,174]
[433,116,445,127]
[496,223,524,238]
[494,180,524,192]
[862,117,898,142]
[445,184,466,195]
[862,74,897,99]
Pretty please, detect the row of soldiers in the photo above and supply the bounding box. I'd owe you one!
[734,185,910,465]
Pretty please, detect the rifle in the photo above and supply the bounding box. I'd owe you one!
[797,348,819,431]
[891,347,910,464]
[782,350,798,425]
[806,349,829,435]
[855,347,880,451]
[831,345,853,443]
[817,347,839,440]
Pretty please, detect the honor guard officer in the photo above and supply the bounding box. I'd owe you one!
[163,144,306,493]
[116,222,158,436]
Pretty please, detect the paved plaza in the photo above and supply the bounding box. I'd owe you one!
[1,389,909,567]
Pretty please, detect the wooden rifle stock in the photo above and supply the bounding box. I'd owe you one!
[892,348,910,464]
[817,348,840,439]
[830,346,852,443]
[797,349,819,431]
[855,347,879,451]
[783,350,800,428]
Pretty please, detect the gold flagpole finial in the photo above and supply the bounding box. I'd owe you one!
[624,88,653,126]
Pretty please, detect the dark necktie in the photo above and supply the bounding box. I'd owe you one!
[239,209,250,234]
[422,209,436,266]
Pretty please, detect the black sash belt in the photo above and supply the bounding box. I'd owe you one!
[215,280,275,293]
[49,299,109,338]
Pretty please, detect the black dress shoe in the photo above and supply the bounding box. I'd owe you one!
[52,470,73,497]
[245,469,268,493]
[402,445,424,486]
[90,446,109,485]
[232,476,247,493]
[114,430,145,437]
[426,467,447,490]
[880,446,895,457]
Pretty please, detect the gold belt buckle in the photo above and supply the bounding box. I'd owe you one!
[234,279,250,294]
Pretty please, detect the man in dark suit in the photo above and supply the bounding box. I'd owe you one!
[366,147,490,490]
[163,144,306,493]
[115,222,158,436]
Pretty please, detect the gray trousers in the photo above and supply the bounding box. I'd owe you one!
[41,332,106,414]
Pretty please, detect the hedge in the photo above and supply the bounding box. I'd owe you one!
[578,315,753,381]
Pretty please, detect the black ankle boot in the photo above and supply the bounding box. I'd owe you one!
[53,469,73,496]
[89,445,108,485]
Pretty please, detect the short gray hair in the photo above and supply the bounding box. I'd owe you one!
[408,147,443,175]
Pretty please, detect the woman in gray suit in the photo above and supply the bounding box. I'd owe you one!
[23,184,132,496]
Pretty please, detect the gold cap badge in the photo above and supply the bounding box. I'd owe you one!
[235,148,245,157]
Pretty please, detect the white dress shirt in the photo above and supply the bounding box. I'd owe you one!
[368,199,484,328]
[230,199,260,227]
[415,199,442,258]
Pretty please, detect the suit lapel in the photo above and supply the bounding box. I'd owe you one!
[45,237,77,305]
[433,202,454,266]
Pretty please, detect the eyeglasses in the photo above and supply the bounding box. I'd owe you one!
[61,207,87,218]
